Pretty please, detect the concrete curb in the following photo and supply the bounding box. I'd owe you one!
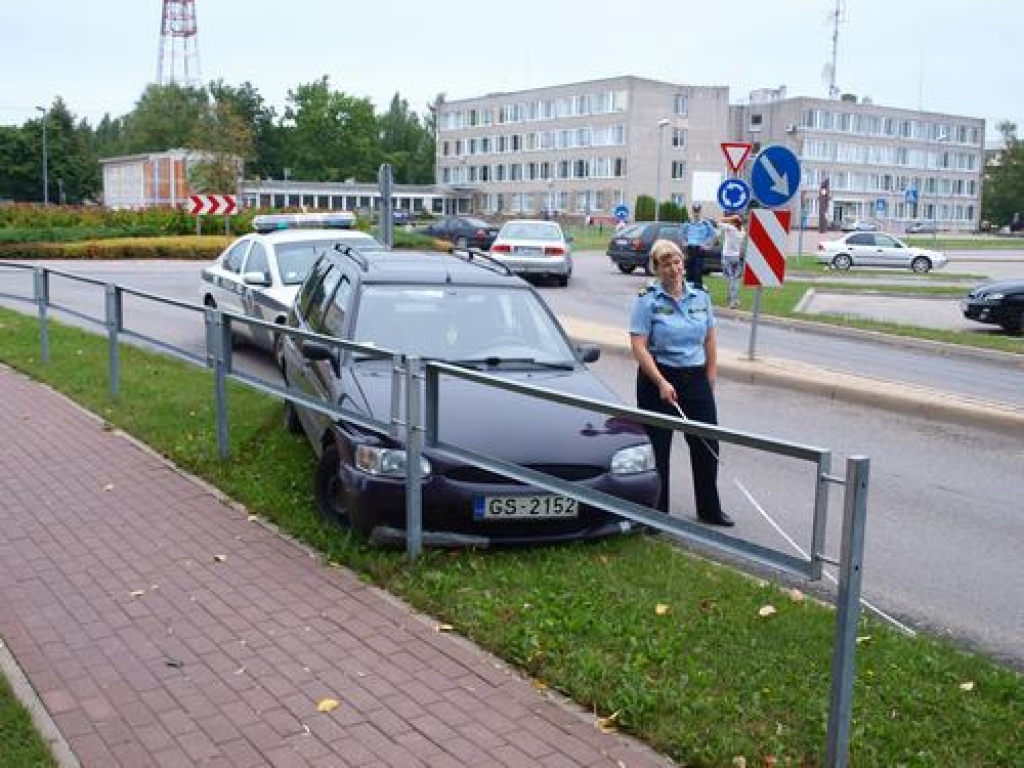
[562,316,1024,437]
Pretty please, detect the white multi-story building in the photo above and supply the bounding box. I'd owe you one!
[437,78,986,232]
[436,76,730,220]
[732,87,985,232]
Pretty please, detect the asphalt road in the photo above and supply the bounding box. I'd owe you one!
[0,258,1022,666]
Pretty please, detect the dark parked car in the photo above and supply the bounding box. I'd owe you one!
[606,221,722,275]
[280,246,659,547]
[420,215,500,250]
[961,279,1024,333]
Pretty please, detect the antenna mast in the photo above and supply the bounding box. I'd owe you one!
[156,0,201,86]
[826,0,845,99]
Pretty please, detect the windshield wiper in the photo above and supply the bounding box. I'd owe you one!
[448,357,575,370]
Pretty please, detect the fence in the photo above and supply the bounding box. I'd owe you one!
[0,260,869,767]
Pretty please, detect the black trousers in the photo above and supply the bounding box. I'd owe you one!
[685,245,705,288]
[636,363,722,518]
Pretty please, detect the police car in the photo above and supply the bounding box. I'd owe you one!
[199,213,382,366]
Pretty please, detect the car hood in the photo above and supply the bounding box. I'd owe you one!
[346,363,649,463]
[968,279,1024,295]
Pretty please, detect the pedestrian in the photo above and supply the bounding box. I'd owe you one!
[680,203,717,289]
[718,214,745,308]
[628,239,734,527]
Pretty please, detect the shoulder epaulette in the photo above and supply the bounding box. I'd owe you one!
[638,284,656,297]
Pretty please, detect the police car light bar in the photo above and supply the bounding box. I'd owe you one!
[252,212,356,233]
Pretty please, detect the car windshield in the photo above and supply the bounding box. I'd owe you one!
[616,224,644,237]
[276,237,379,285]
[498,222,563,241]
[352,285,577,364]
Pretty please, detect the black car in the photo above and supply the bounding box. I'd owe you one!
[280,246,659,547]
[606,222,722,275]
[961,279,1024,333]
[420,215,500,250]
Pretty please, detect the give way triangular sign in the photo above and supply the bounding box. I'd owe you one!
[721,142,753,173]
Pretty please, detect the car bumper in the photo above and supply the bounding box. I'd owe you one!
[962,300,1010,325]
[607,250,647,269]
[344,466,659,545]
[492,255,572,277]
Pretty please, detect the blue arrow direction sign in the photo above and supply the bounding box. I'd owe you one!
[904,187,918,204]
[717,179,751,212]
[751,145,801,208]
[614,203,629,220]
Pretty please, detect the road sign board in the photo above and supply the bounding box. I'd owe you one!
[187,194,238,216]
[743,209,791,287]
[875,197,886,215]
[614,203,629,220]
[721,142,753,173]
[750,145,801,208]
[904,187,918,204]
[717,179,751,212]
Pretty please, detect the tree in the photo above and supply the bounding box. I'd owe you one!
[207,80,279,180]
[282,76,380,182]
[123,83,209,154]
[379,93,434,184]
[982,121,1024,229]
[187,97,255,194]
[0,125,36,201]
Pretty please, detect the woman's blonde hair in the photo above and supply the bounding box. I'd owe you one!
[650,238,684,268]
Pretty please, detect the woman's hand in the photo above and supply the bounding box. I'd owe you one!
[658,379,678,404]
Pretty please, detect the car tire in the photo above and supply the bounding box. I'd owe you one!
[1000,312,1023,334]
[617,264,635,274]
[314,443,351,528]
[831,253,853,271]
[910,256,932,274]
[283,400,302,435]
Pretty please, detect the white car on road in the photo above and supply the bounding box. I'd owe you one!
[816,231,947,273]
[488,219,573,286]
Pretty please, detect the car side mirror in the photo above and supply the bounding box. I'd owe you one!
[243,271,271,287]
[301,340,340,376]
[576,343,600,363]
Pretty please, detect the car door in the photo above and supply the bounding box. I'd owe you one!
[871,234,907,267]
[215,238,252,315]
[240,241,271,345]
[844,232,877,266]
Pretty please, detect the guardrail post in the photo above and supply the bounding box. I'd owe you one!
[33,267,50,363]
[825,455,870,767]
[205,308,232,459]
[403,355,423,560]
[105,284,123,398]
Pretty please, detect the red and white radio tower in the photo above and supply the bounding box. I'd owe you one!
[156,0,201,86]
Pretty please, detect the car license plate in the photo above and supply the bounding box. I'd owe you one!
[514,246,542,255]
[473,495,578,520]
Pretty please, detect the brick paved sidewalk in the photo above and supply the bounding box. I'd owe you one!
[0,365,674,768]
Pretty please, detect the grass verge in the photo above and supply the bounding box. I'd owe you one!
[0,308,1021,766]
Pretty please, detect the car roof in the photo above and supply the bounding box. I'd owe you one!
[332,248,525,288]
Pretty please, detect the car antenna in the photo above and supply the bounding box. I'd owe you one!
[334,243,368,270]
[448,246,513,276]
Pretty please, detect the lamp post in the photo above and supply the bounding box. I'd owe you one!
[546,177,554,219]
[655,118,670,222]
[35,106,49,206]
[931,134,949,240]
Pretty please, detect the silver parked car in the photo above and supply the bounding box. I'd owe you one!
[488,219,573,286]
[816,231,947,273]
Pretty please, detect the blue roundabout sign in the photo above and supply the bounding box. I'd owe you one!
[717,178,751,212]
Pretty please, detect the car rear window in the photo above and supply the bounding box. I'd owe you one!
[499,222,563,241]
[276,236,378,285]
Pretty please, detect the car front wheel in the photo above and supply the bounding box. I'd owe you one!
[314,444,351,528]
[831,253,853,271]
[617,264,635,274]
[910,256,932,273]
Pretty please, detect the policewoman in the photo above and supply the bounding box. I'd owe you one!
[628,239,734,527]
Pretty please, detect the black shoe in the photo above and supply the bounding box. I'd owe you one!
[698,512,735,527]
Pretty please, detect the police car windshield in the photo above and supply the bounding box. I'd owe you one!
[352,285,576,363]
[276,237,377,285]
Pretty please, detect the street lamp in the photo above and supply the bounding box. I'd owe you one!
[931,134,949,240]
[35,106,49,206]
[655,118,670,222]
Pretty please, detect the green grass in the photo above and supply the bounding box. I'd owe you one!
[0,307,1020,767]
[0,674,58,768]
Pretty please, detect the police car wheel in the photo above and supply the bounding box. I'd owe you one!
[314,444,351,528]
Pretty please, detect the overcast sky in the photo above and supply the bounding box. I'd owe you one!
[2,0,1018,143]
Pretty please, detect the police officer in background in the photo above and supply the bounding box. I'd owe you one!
[681,203,717,289]
[628,239,734,527]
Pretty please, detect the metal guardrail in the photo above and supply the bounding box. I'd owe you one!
[0,260,869,767]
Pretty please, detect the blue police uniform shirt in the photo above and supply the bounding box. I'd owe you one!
[682,219,717,247]
[629,282,716,367]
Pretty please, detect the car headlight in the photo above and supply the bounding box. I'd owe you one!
[354,445,431,478]
[610,444,656,475]
[984,292,1005,301]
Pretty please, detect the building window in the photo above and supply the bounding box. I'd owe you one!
[749,114,763,132]
[672,128,687,148]
[674,95,688,116]
[671,161,686,179]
